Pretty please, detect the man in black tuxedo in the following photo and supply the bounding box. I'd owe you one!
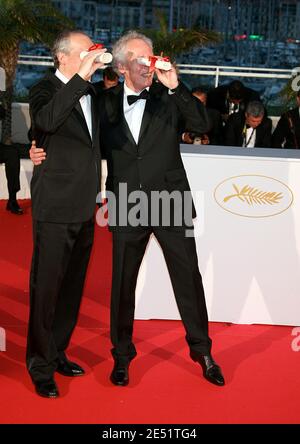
[27,30,105,398]
[272,91,300,148]
[0,104,23,214]
[98,31,224,387]
[225,101,272,148]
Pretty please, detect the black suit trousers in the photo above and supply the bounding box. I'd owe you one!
[26,218,94,382]
[110,228,212,363]
[0,144,20,197]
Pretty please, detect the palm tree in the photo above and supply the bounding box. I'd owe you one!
[0,0,73,145]
[141,9,220,62]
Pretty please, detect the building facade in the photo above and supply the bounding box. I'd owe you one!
[51,1,300,45]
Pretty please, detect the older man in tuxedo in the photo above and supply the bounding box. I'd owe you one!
[27,30,105,398]
[99,31,224,387]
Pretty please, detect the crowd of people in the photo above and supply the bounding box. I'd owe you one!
[1,66,300,218]
[183,79,300,150]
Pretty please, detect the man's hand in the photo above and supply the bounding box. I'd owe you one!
[155,64,179,91]
[182,132,194,144]
[77,48,107,81]
[200,134,210,145]
[30,140,46,165]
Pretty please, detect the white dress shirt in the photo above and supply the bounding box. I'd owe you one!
[123,83,149,144]
[228,101,240,115]
[55,69,92,139]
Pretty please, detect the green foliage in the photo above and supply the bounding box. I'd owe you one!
[0,0,73,143]
[141,9,221,61]
[280,75,298,110]
[0,0,73,51]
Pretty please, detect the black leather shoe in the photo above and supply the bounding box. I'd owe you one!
[6,200,23,215]
[191,351,225,386]
[56,359,85,377]
[110,361,130,386]
[34,379,59,398]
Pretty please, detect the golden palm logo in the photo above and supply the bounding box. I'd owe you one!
[214,175,293,218]
[223,184,283,206]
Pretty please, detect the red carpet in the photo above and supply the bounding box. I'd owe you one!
[0,199,300,424]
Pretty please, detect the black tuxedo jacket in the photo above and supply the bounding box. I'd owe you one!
[29,73,101,223]
[0,104,5,120]
[272,107,300,149]
[207,84,260,116]
[98,81,210,230]
[224,112,272,148]
[194,102,223,145]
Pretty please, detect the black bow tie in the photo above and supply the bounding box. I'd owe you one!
[85,83,96,96]
[127,89,150,105]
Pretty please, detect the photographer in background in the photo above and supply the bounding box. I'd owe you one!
[0,103,23,215]
[225,101,272,148]
[207,80,260,125]
[182,87,223,146]
[97,66,120,91]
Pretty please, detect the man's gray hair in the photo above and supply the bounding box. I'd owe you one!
[112,30,153,74]
[246,101,265,117]
[52,29,88,68]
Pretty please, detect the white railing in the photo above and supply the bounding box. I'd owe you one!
[17,56,294,87]
[176,64,293,87]
[18,55,53,67]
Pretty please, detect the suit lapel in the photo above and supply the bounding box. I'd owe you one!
[91,92,100,145]
[138,89,159,145]
[239,117,246,147]
[105,83,163,152]
[255,125,262,147]
[106,84,137,149]
[119,90,137,147]
[74,101,92,142]
[48,73,92,144]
